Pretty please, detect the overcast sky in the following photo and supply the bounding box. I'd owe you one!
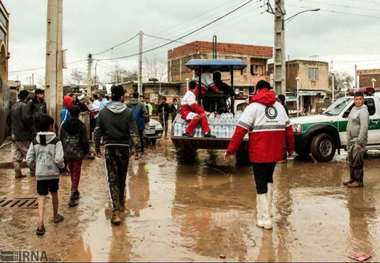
[4,0,380,85]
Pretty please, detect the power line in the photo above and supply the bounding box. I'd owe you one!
[10,0,260,75]
[141,1,265,57]
[145,0,253,47]
[287,3,380,19]
[98,0,260,62]
[143,8,266,57]
[93,0,251,61]
[9,58,87,74]
[295,0,380,13]
[92,32,140,56]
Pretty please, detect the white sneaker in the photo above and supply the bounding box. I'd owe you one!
[257,194,272,230]
[267,183,273,217]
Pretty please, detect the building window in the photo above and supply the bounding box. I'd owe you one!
[250,64,265,76]
[308,67,319,81]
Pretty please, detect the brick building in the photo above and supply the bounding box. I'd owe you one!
[167,41,273,93]
[358,69,380,89]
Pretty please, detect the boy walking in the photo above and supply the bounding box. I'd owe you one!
[26,114,65,236]
[60,106,90,207]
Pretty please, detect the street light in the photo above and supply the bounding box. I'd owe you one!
[285,8,321,23]
[343,81,348,97]
[296,76,300,117]
[331,72,335,102]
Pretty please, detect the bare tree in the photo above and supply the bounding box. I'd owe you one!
[107,65,138,83]
[143,56,167,81]
[70,69,85,85]
[330,72,354,97]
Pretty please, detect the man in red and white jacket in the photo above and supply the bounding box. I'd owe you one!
[225,80,294,230]
[180,81,215,138]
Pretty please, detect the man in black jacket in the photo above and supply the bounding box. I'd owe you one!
[94,85,139,225]
[10,90,35,178]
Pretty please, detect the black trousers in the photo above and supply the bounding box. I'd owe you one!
[252,163,276,194]
[138,129,145,154]
[105,145,130,212]
[160,119,168,137]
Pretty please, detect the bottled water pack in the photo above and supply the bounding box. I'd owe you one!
[173,112,245,138]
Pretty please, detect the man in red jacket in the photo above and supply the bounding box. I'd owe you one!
[180,80,215,138]
[225,80,294,230]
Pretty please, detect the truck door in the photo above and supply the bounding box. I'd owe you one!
[366,98,380,145]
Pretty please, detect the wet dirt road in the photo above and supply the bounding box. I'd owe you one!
[0,143,380,262]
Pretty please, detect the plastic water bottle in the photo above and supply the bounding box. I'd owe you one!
[215,125,220,138]
[197,128,202,137]
[224,126,229,138]
[174,123,181,136]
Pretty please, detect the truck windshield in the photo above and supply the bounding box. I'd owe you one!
[323,97,352,116]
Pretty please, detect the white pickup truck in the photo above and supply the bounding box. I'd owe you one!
[292,91,380,162]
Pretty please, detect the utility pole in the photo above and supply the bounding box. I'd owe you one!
[45,0,63,122]
[138,31,143,95]
[331,60,335,102]
[212,35,218,59]
[354,64,358,90]
[273,0,286,95]
[87,54,93,96]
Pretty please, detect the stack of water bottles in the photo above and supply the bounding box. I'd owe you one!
[173,112,243,138]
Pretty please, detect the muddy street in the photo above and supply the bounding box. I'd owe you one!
[0,143,380,262]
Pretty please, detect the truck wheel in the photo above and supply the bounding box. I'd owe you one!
[176,147,197,164]
[310,133,336,162]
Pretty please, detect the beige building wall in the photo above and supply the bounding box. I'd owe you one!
[292,61,329,92]
[284,61,329,91]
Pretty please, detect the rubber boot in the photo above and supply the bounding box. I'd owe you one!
[256,195,264,228]
[267,183,273,218]
[257,194,273,230]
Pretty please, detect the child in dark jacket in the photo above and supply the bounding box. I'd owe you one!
[26,114,65,236]
[60,106,90,207]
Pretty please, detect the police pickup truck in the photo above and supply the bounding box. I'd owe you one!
[292,90,380,162]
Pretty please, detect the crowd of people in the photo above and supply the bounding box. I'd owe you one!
[6,78,369,235]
